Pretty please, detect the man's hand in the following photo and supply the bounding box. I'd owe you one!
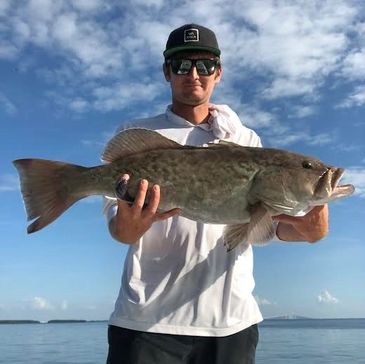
[273,204,329,243]
[109,174,181,244]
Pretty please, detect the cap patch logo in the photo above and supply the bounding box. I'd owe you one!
[184,28,199,42]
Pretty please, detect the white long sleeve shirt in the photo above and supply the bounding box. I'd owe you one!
[104,105,263,337]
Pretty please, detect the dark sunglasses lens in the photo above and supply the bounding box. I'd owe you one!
[169,59,218,75]
[170,59,192,75]
[196,60,216,75]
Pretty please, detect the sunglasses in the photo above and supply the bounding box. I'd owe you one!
[167,58,220,76]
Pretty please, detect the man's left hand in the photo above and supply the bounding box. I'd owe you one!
[273,204,329,243]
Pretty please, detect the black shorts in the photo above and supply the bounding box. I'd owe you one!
[106,324,259,364]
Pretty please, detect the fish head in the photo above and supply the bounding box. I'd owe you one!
[249,150,355,216]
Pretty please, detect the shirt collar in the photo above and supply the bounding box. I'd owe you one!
[165,105,213,131]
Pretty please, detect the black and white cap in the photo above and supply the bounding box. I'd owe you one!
[164,24,221,58]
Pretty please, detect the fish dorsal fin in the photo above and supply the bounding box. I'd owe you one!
[102,128,182,162]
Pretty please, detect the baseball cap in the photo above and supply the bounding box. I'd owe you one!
[164,24,221,59]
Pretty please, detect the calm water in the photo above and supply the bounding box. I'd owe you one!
[0,319,364,363]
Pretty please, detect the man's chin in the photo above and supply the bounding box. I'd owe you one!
[181,94,208,106]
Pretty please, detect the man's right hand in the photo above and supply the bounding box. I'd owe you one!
[109,174,181,244]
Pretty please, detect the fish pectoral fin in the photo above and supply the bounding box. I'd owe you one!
[115,177,129,200]
[115,176,135,204]
[246,203,276,246]
[223,203,275,252]
[223,223,250,252]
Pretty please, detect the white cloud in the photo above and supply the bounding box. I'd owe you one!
[60,300,68,310]
[29,296,54,310]
[72,0,106,12]
[255,295,274,306]
[219,0,356,98]
[0,43,19,59]
[0,1,123,78]
[215,92,280,130]
[0,0,11,14]
[263,78,318,99]
[133,21,172,61]
[307,133,335,146]
[92,82,163,112]
[51,12,123,78]
[0,174,19,192]
[338,85,365,108]
[23,297,72,312]
[0,0,364,122]
[265,130,335,148]
[69,98,90,113]
[341,20,365,80]
[0,92,17,115]
[236,104,278,129]
[343,167,365,198]
[342,50,365,81]
[133,0,164,7]
[317,290,339,304]
[289,105,316,119]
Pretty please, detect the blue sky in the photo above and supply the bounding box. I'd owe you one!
[1,0,364,321]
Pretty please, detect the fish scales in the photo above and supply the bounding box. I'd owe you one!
[105,148,255,223]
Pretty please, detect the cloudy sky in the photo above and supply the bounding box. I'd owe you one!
[1,0,364,321]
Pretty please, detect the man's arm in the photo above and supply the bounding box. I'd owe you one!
[108,175,181,244]
[273,204,329,243]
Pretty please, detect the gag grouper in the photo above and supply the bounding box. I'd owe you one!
[13,128,355,251]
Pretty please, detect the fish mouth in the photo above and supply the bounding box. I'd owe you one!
[315,167,355,201]
[331,168,344,190]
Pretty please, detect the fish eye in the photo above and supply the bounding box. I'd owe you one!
[302,160,313,169]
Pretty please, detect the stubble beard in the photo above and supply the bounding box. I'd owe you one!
[173,90,210,107]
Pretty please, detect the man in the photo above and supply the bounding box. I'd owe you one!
[104,24,329,364]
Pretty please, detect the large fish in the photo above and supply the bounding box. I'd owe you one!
[13,128,354,251]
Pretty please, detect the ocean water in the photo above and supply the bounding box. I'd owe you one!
[257,319,365,364]
[0,319,364,363]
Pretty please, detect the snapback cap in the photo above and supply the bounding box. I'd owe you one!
[164,24,221,58]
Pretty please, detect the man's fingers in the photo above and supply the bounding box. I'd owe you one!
[133,179,148,211]
[144,184,160,215]
[273,205,327,224]
[154,208,182,221]
[117,177,180,222]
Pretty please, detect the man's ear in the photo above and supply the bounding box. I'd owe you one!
[163,63,171,82]
[214,66,223,84]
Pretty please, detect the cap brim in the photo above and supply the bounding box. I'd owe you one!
[164,45,221,58]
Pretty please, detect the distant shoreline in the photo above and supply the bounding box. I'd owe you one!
[0,320,108,324]
[1,318,364,325]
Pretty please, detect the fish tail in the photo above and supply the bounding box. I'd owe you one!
[13,159,88,233]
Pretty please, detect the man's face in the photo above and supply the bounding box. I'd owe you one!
[163,52,222,107]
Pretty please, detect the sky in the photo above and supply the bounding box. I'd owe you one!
[0,0,364,321]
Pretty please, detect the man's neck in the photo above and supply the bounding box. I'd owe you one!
[171,102,211,125]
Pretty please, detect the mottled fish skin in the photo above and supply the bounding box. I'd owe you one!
[13,128,355,250]
[106,147,257,224]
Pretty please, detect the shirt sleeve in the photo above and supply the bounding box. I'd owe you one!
[235,124,262,148]
[103,196,118,224]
